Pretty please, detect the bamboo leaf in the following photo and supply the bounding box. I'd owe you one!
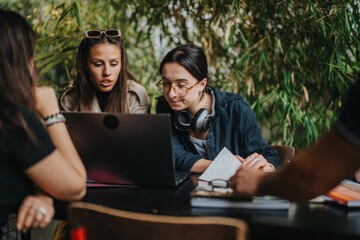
[335,50,343,69]
[319,21,326,38]
[239,51,250,67]
[228,25,235,46]
[260,51,269,70]
[35,51,56,61]
[39,59,63,75]
[344,11,350,36]
[72,2,84,32]
[237,28,249,47]
[309,1,317,17]
[225,19,233,43]
[328,51,335,78]
[55,3,74,29]
[36,55,57,68]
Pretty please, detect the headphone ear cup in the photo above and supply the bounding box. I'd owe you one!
[174,110,192,131]
[203,115,215,130]
[191,108,209,131]
[202,89,216,130]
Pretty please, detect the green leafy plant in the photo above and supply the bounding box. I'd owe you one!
[3,0,359,151]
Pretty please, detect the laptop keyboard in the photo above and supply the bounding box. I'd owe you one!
[175,171,189,184]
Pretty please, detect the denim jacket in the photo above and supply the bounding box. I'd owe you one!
[156,86,281,172]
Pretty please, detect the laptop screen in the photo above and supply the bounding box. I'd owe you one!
[63,112,187,187]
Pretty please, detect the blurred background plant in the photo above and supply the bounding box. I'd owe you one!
[2,0,359,151]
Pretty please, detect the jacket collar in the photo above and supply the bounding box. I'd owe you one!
[207,86,243,118]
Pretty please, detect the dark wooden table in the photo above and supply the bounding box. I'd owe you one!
[80,174,360,240]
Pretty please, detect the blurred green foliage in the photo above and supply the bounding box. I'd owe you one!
[2,0,359,151]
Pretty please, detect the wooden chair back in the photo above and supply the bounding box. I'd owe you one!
[68,202,249,240]
[271,145,295,165]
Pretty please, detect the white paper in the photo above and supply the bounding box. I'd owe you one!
[199,147,241,182]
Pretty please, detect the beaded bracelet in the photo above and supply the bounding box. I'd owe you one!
[43,113,66,127]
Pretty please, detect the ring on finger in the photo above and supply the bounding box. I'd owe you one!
[249,155,255,160]
[37,207,47,216]
[253,158,259,163]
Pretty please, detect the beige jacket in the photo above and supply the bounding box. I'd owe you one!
[60,80,150,113]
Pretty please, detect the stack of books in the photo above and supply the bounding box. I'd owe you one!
[325,180,360,207]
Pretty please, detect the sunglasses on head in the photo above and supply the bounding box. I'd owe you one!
[84,29,121,38]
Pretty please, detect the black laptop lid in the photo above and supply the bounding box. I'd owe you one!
[63,112,179,186]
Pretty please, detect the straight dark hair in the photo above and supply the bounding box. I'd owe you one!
[159,44,208,82]
[60,34,138,112]
[0,9,37,140]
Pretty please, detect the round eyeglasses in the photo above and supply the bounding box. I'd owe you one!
[156,80,199,97]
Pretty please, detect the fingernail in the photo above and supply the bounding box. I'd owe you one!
[16,224,21,230]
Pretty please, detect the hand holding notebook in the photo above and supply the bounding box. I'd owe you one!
[199,147,241,182]
[191,147,290,210]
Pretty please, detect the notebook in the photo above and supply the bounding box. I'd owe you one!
[190,147,289,210]
[62,112,189,187]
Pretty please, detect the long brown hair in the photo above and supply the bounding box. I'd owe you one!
[61,33,138,112]
[0,9,37,139]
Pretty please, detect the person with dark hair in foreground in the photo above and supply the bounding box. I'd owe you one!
[230,77,360,201]
[156,44,280,173]
[0,9,87,235]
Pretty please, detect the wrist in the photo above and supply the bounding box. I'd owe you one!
[256,171,272,196]
[38,106,60,119]
[34,187,54,205]
[191,159,212,173]
[37,194,54,205]
[43,112,66,127]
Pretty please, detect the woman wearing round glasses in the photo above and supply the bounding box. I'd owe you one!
[156,44,281,173]
[59,29,150,113]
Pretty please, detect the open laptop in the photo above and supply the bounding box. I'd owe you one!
[62,112,189,187]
